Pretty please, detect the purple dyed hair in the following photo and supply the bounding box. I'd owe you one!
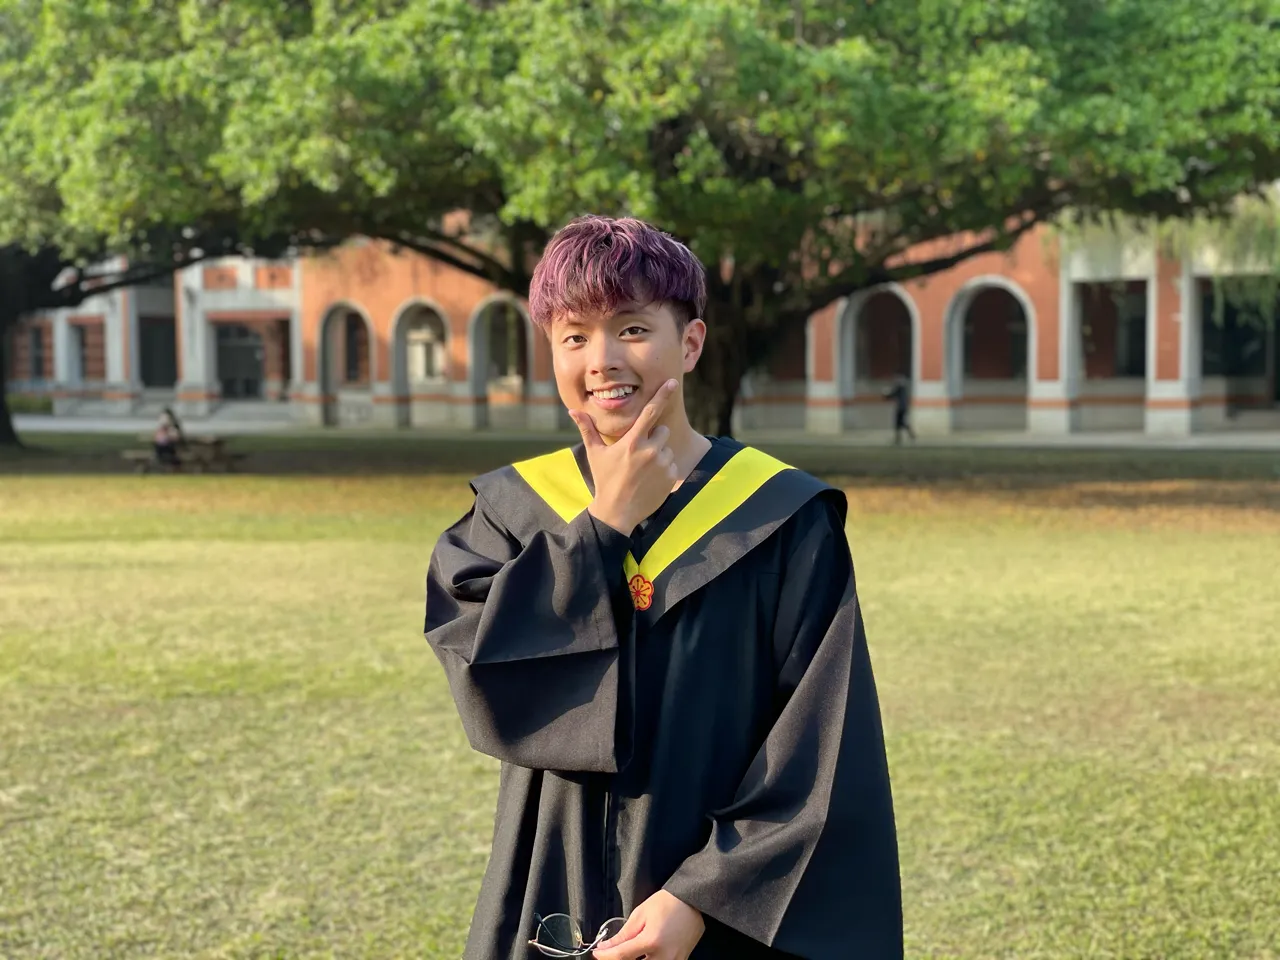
[528,215,707,330]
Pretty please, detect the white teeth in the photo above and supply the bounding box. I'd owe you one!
[594,386,636,400]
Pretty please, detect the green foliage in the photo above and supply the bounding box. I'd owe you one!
[6,0,1280,274]
[3,392,54,414]
[3,0,1280,431]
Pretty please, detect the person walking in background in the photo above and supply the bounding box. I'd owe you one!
[883,374,915,445]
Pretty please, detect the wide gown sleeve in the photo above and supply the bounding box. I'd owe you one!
[424,489,634,773]
[663,497,903,959]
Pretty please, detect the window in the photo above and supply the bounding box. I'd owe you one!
[406,313,447,381]
[1114,290,1147,378]
[344,312,368,384]
[1202,291,1268,378]
[28,327,46,381]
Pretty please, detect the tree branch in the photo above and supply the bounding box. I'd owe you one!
[399,226,521,288]
[384,232,525,294]
[42,255,210,309]
[786,210,1046,322]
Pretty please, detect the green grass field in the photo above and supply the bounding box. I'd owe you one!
[2,438,1279,958]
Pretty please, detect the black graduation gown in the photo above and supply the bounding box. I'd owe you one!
[424,437,902,960]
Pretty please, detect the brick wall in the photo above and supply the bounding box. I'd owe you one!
[768,319,807,381]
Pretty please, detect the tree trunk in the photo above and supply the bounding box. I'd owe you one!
[0,313,20,448]
[684,297,756,439]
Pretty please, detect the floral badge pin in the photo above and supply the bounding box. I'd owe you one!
[628,573,654,611]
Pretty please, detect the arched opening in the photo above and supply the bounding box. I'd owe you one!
[393,303,450,427]
[948,285,1031,431]
[319,305,374,427]
[469,299,530,429]
[855,291,912,383]
[852,291,914,429]
[215,324,265,399]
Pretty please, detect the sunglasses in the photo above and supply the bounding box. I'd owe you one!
[528,913,626,957]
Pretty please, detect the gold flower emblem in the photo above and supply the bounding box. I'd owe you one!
[628,573,654,611]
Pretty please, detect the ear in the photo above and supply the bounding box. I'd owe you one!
[681,318,706,373]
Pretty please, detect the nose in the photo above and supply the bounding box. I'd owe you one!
[585,334,624,378]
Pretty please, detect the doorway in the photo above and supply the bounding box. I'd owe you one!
[139,317,178,388]
[216,324,265,399]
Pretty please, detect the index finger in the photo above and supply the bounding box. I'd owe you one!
[629,379,678,438]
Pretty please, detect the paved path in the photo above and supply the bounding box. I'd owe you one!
[15,414,1280,452]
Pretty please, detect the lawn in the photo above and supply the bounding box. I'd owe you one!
[1,439,1279,958]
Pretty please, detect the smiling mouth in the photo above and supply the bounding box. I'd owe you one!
[590,386,638,401]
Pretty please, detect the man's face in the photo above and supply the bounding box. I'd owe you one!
[550,301,706,442]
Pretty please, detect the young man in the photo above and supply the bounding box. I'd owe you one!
[425,216,902,960]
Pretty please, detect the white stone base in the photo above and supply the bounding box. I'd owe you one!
[405,400,453,428]
[100,384,141,416]
[287,382,325,425]
[527,401,568,431]
[333,389,377,426]
[1079,404,1144,432]
[174,381,216,418]
[739,401,806,431]
[911,404,953,435]
[1144,405,1195,435]
[452,398,488,429]
[953,403,1028,432]
[804,403,845,434]
[1028,404,1079,434]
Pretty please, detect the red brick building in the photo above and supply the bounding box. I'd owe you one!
[9,228,1279,434]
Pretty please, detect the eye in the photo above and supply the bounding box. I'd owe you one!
[562,333,587,345]
[620,325,647,337]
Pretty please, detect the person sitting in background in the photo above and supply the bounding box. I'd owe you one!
[153,408,184,467]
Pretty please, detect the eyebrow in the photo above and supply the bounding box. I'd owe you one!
[608,308,650,323]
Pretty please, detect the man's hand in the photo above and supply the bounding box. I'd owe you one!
[569,379,680,535]
[592,889,704,960]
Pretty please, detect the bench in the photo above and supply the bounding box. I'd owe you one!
[121,436,248,474]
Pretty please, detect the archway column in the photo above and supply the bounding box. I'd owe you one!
[451,380,488,428]
[456,300,492,429]
[173,266,219,417]
[913,285,952,435]
[369,381,398,427]
[1144,257,1200,435]
[911,382,952,434]
[804,299,852,433]
[289,263,322,424]
[527,332,570,431]
[1026,259,1082,434]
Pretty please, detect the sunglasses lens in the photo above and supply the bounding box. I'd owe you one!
[538,914,583,949]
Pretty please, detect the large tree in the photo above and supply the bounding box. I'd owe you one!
[4,0,1280,442]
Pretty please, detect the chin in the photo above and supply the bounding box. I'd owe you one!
[597,412,640,439]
